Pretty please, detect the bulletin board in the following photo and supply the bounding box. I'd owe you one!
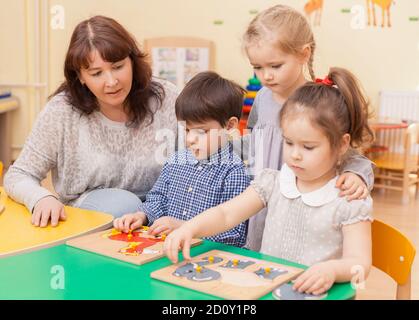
[143,37,215,88]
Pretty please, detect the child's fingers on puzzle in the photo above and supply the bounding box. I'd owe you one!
[162,237,169,257]
[182,238,192,261]
[305,278,325,294]
[292,271,310,290]
[112,218,120,230]
[313,283,331,296]
[130,220,143,231]
[165,228,176,235]
[147,222,159,234]
[295,275,318,293]
[123,215,135,232]
[150,225,169,236]
[113,218,122,230]
[313,288,327,296]
[165,238,178,263]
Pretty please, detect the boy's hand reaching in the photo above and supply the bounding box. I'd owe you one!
[292,261,336,296]
[336,172,369,201]
[163,227,194,263]
[148,216,184,236]
[113,211,147,233]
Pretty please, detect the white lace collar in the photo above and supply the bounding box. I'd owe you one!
[279,164,340,207]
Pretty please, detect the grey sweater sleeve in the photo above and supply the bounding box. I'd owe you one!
[232,93,260,162]
[4,101,60,212]
[341,149,375,191]
[246,97,259,130]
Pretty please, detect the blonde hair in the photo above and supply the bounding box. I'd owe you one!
[243,5,316,80]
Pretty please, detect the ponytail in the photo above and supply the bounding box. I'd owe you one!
[327,68,374,148]
[281,67,374,151]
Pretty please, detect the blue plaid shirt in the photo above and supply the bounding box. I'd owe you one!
[140,143,250,247]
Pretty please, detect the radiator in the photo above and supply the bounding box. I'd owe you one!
[376,91,419,154]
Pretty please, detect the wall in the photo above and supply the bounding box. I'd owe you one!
[1,0,418,159]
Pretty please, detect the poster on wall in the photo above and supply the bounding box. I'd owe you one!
[151,47,210,88]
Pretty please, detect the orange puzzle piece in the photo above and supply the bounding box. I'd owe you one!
[104,227,165,256]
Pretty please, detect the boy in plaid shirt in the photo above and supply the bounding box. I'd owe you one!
[114,71,250,247]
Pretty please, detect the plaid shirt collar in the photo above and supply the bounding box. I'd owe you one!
[185,143,234,166]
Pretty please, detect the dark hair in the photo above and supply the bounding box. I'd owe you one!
[175,71,245,126]
[52,15,165,127]
[280,67,374,150]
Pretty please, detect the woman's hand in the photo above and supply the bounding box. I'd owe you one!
[163,226,195,263]
[148,217,184,236]
[113,212,147,233]
[292,261,336,296]
[32,196,66,227]
[336,172,369,201]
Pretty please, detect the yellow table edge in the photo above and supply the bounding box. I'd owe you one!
[0,187,114,258]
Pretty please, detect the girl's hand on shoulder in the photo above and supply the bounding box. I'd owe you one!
[163,226,194,264]
[292,261,336,296]
[336,172,369,201]
[148,216,184,236]
[32,196,66,228]
[113,211,147,233]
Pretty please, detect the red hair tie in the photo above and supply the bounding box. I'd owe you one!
[315,77,334,86]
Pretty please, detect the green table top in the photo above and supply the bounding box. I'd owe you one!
[0,241,355,300]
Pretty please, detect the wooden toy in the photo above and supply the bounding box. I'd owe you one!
[273,283,327,300]
[239,75,262,135]
[66,227,202,265]
[151,249,304,300]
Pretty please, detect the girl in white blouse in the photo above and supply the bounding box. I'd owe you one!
[164,67,374,296]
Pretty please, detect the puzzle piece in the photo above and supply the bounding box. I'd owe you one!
[103,228,165,256]
[272,283,327,300]
[254,267,288,280]
[173,263,221,282]
[220,259,255,269]
[196,256,223,266]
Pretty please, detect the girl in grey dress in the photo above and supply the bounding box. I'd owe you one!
[165,67,374,296]
[242,5,374,250]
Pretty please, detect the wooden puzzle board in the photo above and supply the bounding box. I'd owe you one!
[151,249,305,300]
[66,228,202,265]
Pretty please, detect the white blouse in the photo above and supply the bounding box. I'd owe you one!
[251,164,373,266]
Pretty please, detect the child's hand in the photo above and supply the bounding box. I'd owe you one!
[163,227,194,264]
[336,172,369,201]
[292,262,336,296]
[32,196,67,227]
[148,217,184,236]
[113,212,147,233]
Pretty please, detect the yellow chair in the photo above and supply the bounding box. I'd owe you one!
[373,123,419,204]
[0,161,4,213]
[372,219,416,299]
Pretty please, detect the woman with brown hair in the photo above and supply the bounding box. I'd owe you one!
[4,16,179,227]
